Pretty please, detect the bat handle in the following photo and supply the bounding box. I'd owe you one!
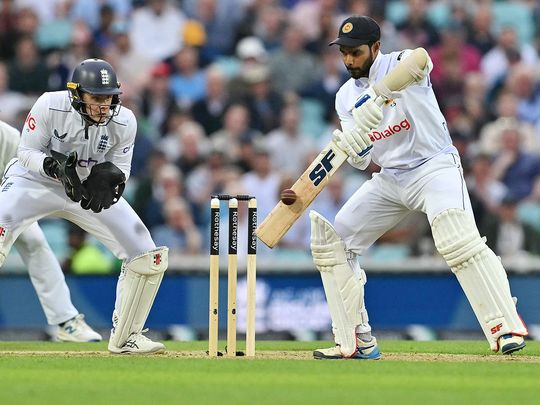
[354,94,386,108]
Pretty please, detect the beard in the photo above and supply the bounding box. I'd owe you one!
[346,50,374,79]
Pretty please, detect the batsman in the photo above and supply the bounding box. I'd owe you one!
[0,58,168,354]
[310,16,527,359]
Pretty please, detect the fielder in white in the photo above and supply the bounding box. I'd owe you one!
[311,16,528,360]
[0,59,168,354]
[0,120,101,342]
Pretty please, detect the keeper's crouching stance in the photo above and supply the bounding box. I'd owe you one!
[0,58,169,354]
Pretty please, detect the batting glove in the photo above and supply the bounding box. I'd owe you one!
[352,88,384,133]
[333,127,373,166]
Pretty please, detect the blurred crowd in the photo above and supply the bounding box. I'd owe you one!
[2,0,540,270]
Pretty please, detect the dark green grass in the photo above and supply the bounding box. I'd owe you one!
[0,341,538,405]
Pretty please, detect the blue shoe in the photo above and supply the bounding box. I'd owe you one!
[499,334,525,355]
[313,337,381,360]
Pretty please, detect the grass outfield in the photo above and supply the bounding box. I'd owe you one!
[0,340,539,404]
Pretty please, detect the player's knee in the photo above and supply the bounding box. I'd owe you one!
[125,246,169,276]
[16,231,47,254]
[432,208,486,268]
[333,210,353,241]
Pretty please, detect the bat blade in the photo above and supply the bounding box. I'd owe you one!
[255,139,348,248]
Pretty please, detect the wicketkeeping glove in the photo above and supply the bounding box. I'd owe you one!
[43,151,87,203]
[80,162,126,213]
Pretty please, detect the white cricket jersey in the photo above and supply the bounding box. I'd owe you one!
[336,50,457,170]
[15,90,136,183]
[0,121,20,175]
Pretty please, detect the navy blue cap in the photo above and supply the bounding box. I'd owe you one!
[329,16,381,47]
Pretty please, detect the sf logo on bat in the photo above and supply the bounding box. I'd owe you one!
[309,149,336,186]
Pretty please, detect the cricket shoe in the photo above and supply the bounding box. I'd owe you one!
[499,334,526,355]
[57,314,102,342]
[313,336,381,360]
[108,329,165,354]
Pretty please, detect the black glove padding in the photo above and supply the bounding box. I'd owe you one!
[80,162,126,213]
[43,151,87,203]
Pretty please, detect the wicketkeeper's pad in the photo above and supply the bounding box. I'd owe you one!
[109,246,168,348]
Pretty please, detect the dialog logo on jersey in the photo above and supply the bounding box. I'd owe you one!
[368,118,411,142]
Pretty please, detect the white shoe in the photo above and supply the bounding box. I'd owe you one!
[313,336,381,360]
[57,314,102,342]
[499,334,526,355]
[108,330,165,354]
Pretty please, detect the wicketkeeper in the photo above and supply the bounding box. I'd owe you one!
[0,59,168,354]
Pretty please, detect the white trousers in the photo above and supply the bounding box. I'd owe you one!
[335,153,472,254]
[15,222,78,325]
[0,171,156,324]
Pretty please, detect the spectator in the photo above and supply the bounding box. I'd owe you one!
[466,153,508,232]
[483,194,540,258]
[266,103,314,176]
[242,64,284,134]
[465,4,495,55]
[129,0,186,62]
[8,36,49,95]
[142,163,185,230]
[210,103,261,167]
[151,197,202,254]
[169,46,206,109]
[481,26,538,89]
[300,47,348,122]
[132,149,169,221]
[140,62,177,137]
[92,4,117,50]
[227,36,269,101]
[103,21,155,98]
[476,92,539,156]
[252,4,286,51]
[395,0,440,49]
[0,6,40,59]
[35,0,74,52]
[0,61,35,126]
[491,127,540,202]
[241,145,281,223]
[505,63,540,126]
[159,120,208,172]
[183,0,245,63]
[63,225,115,275]
[185,149,230,229]
[268,25,323,95]
[191,65,229,135]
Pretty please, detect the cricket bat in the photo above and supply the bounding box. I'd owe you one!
[256,48,429,248]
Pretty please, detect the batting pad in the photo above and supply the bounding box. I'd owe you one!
[310,211,363,357]
[432,209,527,351]
[110,246,168,348]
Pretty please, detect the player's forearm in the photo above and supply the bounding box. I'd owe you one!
[373,47,430,98]
[17,145,48,175]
